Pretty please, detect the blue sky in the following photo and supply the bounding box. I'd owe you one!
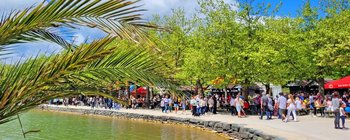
[255,0,319,17]
[0,0,317,64]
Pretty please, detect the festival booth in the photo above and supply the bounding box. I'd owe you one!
[285,80,320,94]
[131,87,148,98]
[324,75,350,89]
[325,75,350,113]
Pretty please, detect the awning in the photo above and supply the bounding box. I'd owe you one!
[131,87,147,97]
[324,75,350,89]
[137,87,147,94]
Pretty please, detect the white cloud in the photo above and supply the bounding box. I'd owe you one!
[141,0,199,18]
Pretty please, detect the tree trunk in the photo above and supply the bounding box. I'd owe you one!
[224,88,228,101]
[196,79,203,96]
[150,87,153,101]
[242,86,248,99]
[242,79,249,99]
[146,86,150,108]
[126,81,130,107]
[317,78,325,95]
[265,83,271,96]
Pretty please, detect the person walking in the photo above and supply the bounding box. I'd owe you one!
[91,97,96,109]
[181,97,187,114]
[204,96,209,113]
[200,97,206,115]
[274,95,279,117]
[196,95,201,115]
[278,92,287,120]
[235,93,244,118]
[267,94,274,120]
[167,96,172,112]
[213,95,217,114]
[230,95,236,116]
[160,97,165,112]
[190,96,198,116]
[332,92,341,129]
[255,94,261,115]
[174,97,179,114]
[284,94,297,122]
[260,93,269,120]
[208,96,214,113]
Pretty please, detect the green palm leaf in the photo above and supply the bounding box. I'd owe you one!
[0,38,178,125]
[0,0,152,51]
[0,0,179,131]
[20,29,73,49]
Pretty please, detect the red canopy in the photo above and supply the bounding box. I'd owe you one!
[131,87,147,97]
[137,87,147,94]
[324,75,350,89]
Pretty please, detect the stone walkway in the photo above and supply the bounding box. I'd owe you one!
[45,105,349,140]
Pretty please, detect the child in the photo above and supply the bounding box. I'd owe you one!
[340,102,348,129]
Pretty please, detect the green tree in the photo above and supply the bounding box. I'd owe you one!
[311,9,350,93]
[295,0,350,94]
[149,8,195,82]
[149,0,350,97]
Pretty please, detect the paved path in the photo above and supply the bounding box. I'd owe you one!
[47,105,349,140]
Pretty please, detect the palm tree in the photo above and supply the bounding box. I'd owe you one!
[0,0,175,130]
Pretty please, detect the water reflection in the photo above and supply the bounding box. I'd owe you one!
[0,110,227,140]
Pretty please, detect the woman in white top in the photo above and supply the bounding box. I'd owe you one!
[284,94,297,122]
[200,98,207,115]
[235,93,244,118]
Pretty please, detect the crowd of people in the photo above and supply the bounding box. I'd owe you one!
[49,90,350,129]
[50,96,122,110]
[152,91,350,128]
[151,93,249,117]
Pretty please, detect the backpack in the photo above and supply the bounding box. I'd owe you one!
[267,98,273,111]
[262,96,268,106]
[254,97,260,105]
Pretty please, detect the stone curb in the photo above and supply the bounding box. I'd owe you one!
[37,105,281,140]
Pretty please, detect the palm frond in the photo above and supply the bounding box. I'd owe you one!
[0,0,153,51]
[0,38,179,125]
[22,29,73,49]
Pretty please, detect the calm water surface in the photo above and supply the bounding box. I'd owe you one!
[0,110,227,140]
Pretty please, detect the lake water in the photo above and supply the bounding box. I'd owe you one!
[0,110,227,140]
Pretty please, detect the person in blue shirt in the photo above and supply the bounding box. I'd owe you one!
[299,93,305,101]
[129,83,136,93]
[345,98,350,113]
